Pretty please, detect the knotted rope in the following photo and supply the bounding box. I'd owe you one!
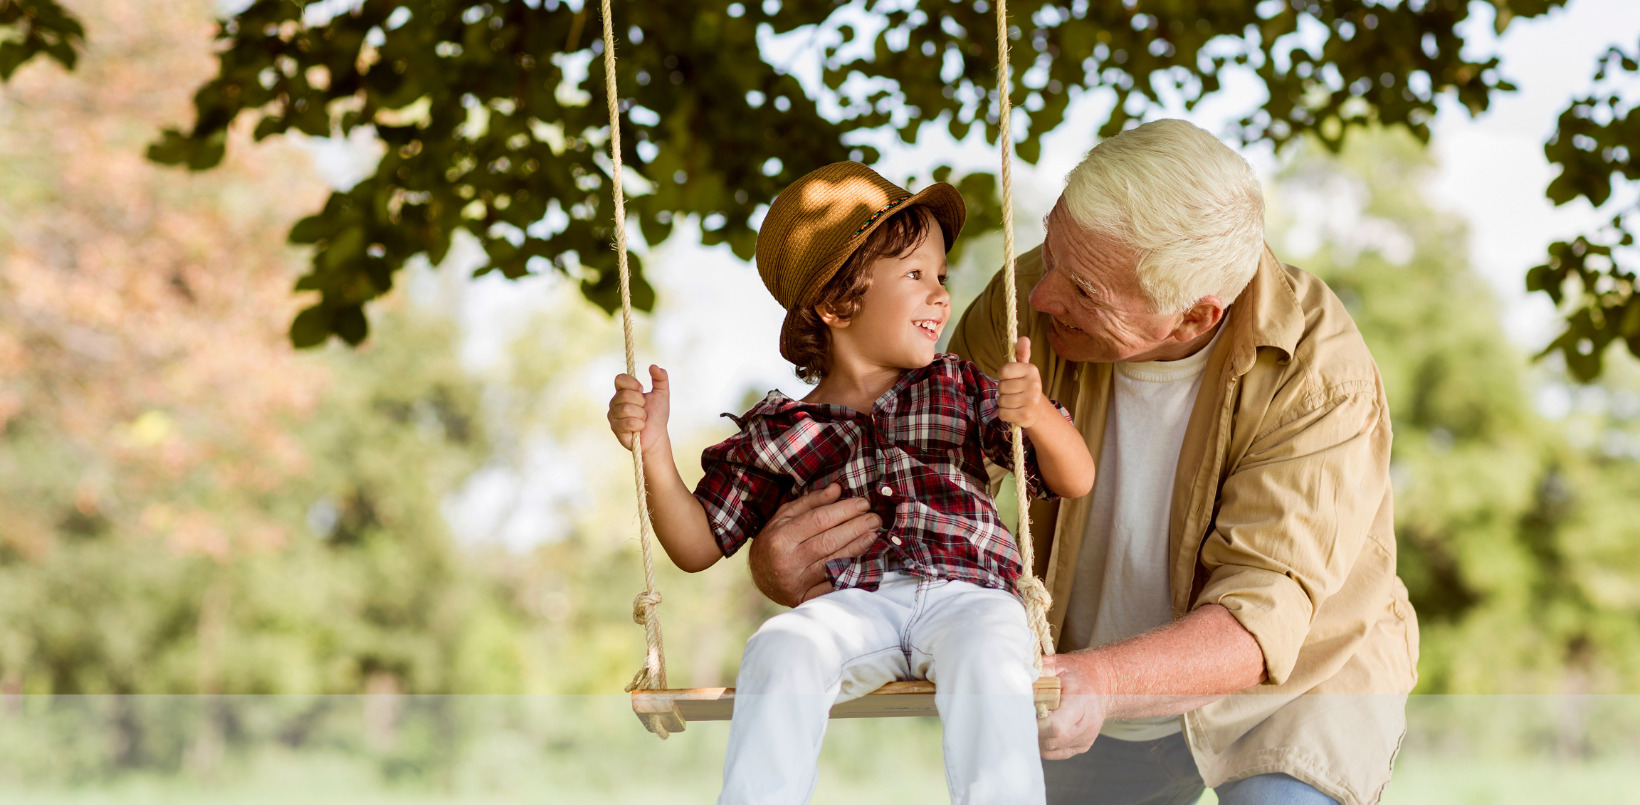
[600,0,670,739]
[995,0,1056,718]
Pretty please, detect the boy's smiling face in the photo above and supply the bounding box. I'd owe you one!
[822,221,951,375]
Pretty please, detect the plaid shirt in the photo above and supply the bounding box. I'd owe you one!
[694,354,1072,593]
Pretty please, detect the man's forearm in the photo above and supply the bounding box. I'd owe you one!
[1073,603,1266,720]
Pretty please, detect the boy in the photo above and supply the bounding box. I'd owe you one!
[607,162,1094,804]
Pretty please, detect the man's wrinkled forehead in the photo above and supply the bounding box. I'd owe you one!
[1042,202,1103,297]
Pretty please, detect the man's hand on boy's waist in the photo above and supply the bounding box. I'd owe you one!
[748,483,881,607]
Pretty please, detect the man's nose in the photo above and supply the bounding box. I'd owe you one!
[1028,269,1061,316]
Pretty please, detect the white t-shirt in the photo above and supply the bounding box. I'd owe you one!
[1061,325,1222,741]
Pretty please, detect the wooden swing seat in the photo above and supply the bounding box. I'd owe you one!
[631,675,1061,734]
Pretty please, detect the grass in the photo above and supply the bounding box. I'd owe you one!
[2,696,1637,803]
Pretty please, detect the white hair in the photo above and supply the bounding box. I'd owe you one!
[1061,119,1266,314]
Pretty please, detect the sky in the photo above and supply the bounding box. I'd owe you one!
[298,0,1640,549]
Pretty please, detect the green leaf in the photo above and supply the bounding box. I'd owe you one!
[186,129,228,171]
[1621,298,1640,339]
[333,306,369,345]
[146,129,194,166]
[289,214,333,245]
[289,304,333,349]
[253,115,290,141]
[320,225,367,271]
[0,42,28,81]
[579,252,653,315]
[1016,136,1040,164]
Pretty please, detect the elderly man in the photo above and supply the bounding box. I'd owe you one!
[748,119,1419,805]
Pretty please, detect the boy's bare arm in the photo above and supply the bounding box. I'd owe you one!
[608,367,723,572]
[996,337,1096,498]
[1019,396,1096,498]
[633,440,723,573]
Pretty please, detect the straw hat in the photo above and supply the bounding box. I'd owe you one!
[754,162,966,364]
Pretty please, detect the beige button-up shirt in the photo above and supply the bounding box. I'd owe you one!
[949,245,1420,805]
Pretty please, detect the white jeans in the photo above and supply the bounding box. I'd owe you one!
[719,572,1046,805]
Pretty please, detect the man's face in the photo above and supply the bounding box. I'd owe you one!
[1029,200,1193,364]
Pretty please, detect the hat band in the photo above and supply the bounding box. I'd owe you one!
[851,195,913,239]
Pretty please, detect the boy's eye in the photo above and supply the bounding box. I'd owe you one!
[938,274,949,285]
[907,269,921,280]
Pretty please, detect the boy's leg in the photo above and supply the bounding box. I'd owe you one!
[720,576,920,805]
[908,580,1046,805]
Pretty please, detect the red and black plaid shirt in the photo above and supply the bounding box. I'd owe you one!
[694,354,1072,593]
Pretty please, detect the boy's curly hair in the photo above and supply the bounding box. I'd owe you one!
[787,206,938,383]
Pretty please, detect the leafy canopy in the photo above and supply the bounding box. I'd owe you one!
[3,0,1636,378]
[0,0,83,80]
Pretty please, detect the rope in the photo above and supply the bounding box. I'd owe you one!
[994,0,1055,718]
[600,0,671,739]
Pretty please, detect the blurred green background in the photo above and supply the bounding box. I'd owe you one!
[2,1,1639,802]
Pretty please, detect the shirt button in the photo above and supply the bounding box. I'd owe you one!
[890,536,902,546]
[879,485,893,496]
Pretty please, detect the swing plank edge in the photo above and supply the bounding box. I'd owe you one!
[632,676,1060,731]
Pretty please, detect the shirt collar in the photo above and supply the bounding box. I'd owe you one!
[1223,244,1304,375]
[727,355,958,426]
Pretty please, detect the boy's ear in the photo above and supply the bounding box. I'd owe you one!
[816,304,851,329]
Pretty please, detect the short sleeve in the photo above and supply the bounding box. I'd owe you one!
[693,457,788,557]
[961,360,1072,501]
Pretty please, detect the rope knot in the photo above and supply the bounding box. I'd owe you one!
[1016,575,1052,612]
[630,590,662,626]
[1016,575,1056,658]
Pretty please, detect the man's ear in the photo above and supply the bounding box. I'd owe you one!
[1172,296,1225,342]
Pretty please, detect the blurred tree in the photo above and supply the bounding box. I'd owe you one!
[1272,129,1640,694]
[0,0,529,776]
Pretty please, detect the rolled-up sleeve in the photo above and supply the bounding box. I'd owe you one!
[1194,381,1389,686]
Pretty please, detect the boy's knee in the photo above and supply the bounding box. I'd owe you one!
[740,617,842,678]
[928,612,1033,666]
[922,627,1036,691]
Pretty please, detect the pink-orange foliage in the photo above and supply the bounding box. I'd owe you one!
[0,0,332,560]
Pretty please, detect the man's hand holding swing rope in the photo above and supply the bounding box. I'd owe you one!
[748,483,880,607]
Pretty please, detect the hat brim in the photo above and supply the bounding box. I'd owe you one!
[778,182,968,366]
